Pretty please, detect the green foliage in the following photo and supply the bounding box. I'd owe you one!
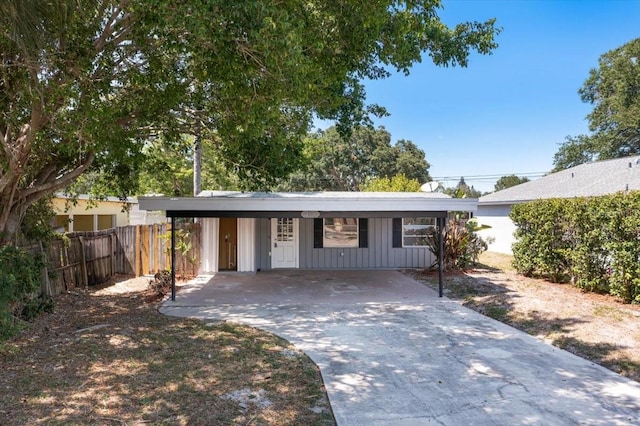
[0,245,47,339]
[510,193,640,303]
[361,174,422,192]
[18,198,57,245]
[1,1,500,242]
[160,224,198,278]
[552,135,599,172]
[604,192,640,303]
[425,219,490,269]
[282,126,431,191]
[511,199,573,281]
[444,177,482,198]
[552,38,640,171]
[138,135,241,196]
[494,175,530,191]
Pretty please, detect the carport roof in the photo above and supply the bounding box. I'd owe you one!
[138,190,477,218]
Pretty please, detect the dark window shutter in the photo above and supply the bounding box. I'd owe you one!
[313,218,323,248]
[358,218,368,248]
[392,218,403,248]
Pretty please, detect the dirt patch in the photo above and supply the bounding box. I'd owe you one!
[407,252,640,382]
[92,275,152,295]
[0,276,334,425]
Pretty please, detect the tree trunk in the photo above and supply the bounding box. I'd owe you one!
[0,206,24,246]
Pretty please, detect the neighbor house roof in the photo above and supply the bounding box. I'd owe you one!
[54,193,137,204]
[479,156,640,206]
[138,190,477,218]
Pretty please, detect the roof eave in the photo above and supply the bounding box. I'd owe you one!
[138,195,477,214]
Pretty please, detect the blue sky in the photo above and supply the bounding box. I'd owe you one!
[360,0,640,193]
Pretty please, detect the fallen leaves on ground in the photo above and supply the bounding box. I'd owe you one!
[0,276,334,425]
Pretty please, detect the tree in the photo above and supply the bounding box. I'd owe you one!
[138,134,240,196]
[444,177,482,198]
[494,175,530,191]
[552,135,599,171]
[282,126,431,191]
[361,174,422,192]
[552,38,640,171]
[1,0,499,243]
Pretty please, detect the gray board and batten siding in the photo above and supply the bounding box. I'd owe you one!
[138,191,476,271]
[255,217,435,270]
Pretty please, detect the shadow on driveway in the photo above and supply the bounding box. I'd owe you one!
[162,270,640,425]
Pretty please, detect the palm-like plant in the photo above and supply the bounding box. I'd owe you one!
[425,218,491,269]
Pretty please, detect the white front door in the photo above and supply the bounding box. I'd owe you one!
[271,218,299,268]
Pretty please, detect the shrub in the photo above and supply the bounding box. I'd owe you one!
[149,270,172,296]
[511,199,572,281]
[510,192,640,303]
[0,245,46,339]
[425,218,491,270]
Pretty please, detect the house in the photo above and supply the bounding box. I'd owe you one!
[476,156,640,254]
[138,190,477,274]
[53,194,137,232]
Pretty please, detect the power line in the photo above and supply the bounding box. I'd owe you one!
[431,172,546,184]
[431,172,546,180]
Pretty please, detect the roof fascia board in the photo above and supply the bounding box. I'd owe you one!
[478,199,533,206]
[165,210,450,218]
[139,196,477,213]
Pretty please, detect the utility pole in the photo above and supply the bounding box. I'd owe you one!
[193,118,202,196]
[193,135,202,196]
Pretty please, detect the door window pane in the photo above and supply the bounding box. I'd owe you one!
[276,218,294,241]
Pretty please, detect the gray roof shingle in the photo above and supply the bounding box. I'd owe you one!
[479,156,640,205]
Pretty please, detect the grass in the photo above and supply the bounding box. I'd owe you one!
[593,305,629,321]
[0,284,335,425]
[477,251,516,272]
[483,305,510,321]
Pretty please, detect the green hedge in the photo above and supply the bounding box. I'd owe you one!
[510,192,640,303]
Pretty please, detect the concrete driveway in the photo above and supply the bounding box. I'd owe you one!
[160,270,640,425]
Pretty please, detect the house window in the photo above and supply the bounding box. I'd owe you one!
[97,214,115,230]
[73,214,94,232]
[324,218,358,248]
[402,217,435,247]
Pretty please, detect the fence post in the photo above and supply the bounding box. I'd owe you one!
[39,242,53,297]
[78,235,89,288]
[109,231,114,277]
[153,223,159,273]
[135,225,141,276]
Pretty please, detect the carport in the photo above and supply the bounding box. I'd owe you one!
[138,191,478,301]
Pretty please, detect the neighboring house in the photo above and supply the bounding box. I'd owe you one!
[129,202,167,225]
[138,191,477,273]
[477,156,640,254]
[53,194,136,232]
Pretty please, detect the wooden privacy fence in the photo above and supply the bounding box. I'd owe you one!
[34,223,201,296]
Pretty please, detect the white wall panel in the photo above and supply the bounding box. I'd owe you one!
[200,218,219,273]
[237,218,256,272]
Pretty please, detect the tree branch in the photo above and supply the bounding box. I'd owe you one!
[93,0,130,52]
[20,151,96,206]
